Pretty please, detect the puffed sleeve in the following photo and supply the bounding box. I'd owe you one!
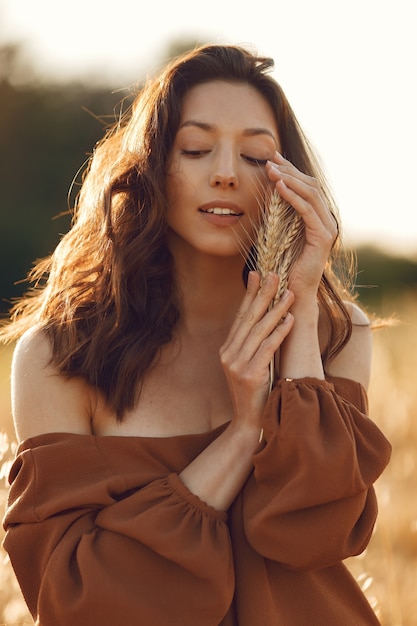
[243,376,391,570]
[2,433,234,626]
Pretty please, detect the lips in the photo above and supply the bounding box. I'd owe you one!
[201,207,240,215]
[199,201,243,216]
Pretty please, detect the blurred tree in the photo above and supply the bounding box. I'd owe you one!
[354,246,417,309]
[0,46,129,314]
[0,38,204,316]
[0,39,415,318]
[0,42,34,84]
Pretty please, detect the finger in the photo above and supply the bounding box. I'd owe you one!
[279,180,337,250]
[268,167,337,238]
[222,288,294,380]
[267,162,324,205]
[222,272,281,354]
[245,310,294,372]
[267,156,336,223]
[226,270,261,338]
[234,291,294,364]
[276,175,324,215]
[224,310,294,393]
[231,272,280,337]
[266,154,328,210]
[267,153,315,188]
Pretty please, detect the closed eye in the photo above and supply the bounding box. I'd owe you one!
[242,155,268,166]
[180,149,210,158]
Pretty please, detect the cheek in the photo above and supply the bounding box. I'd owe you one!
[243,179,276,245]
[247,165,272,200]
[166,170,183,209]
[166,163,198,208]
[246,176,272,221]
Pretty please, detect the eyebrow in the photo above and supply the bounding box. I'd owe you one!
[179,120,278,145]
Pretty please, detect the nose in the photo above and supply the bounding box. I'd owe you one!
[209,150,239,189]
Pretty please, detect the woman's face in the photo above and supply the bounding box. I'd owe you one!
[166,80,281,261]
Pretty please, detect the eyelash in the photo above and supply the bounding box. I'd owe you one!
[181,150,209,157]
[180,150,268,166]
[243,156,268,167]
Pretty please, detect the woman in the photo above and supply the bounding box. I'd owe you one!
[1,44,390,625]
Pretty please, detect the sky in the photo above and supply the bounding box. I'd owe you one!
[1,0,416,256]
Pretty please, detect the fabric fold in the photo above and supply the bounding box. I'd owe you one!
[243,376,391,570]
[2,376,391,625]
[3,433,234,626]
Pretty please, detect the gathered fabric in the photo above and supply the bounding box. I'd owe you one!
[2,376,391,626]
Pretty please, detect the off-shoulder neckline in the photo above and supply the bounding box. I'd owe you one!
[16,375,363,452]
[17,420,230,451]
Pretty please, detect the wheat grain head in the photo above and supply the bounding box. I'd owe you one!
[256,190,304,302]
[254,190,305,392]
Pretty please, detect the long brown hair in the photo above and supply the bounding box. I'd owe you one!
[0,44,355,419]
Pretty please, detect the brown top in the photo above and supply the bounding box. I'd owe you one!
[2,376,391,626]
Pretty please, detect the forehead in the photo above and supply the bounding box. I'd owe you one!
[179,80,279,137]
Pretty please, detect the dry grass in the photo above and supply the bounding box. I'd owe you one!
[0,291,416,624]
[345,290,417,625]
[0,344,32,625]
[255,191,304,302]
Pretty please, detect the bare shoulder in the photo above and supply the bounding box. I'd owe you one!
[346,300,371,327]
[325,301,373,390]
[12,327,94,441]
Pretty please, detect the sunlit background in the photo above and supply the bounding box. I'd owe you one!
[1,1,417,625]
[1,0,416,255]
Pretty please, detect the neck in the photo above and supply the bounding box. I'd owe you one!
[173,252,247,336]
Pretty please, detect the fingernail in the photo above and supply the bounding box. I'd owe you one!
[282,311,293,324]
[269,162,281,172]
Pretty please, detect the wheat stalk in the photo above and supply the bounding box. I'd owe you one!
[255,190,305,389]
[257,191,304,297]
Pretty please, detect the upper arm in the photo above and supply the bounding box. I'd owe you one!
[11,327,94,441]
[325,302,373,390]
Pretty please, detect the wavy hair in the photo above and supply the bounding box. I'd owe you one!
[0,44,355,419]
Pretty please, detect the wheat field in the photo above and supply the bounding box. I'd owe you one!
[0,291,416,625]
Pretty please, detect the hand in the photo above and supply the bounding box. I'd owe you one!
[219,271,294,432]
[266,152,338,299]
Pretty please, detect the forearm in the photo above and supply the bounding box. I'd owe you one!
[279,296,325,380]
[179,421,261,511]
